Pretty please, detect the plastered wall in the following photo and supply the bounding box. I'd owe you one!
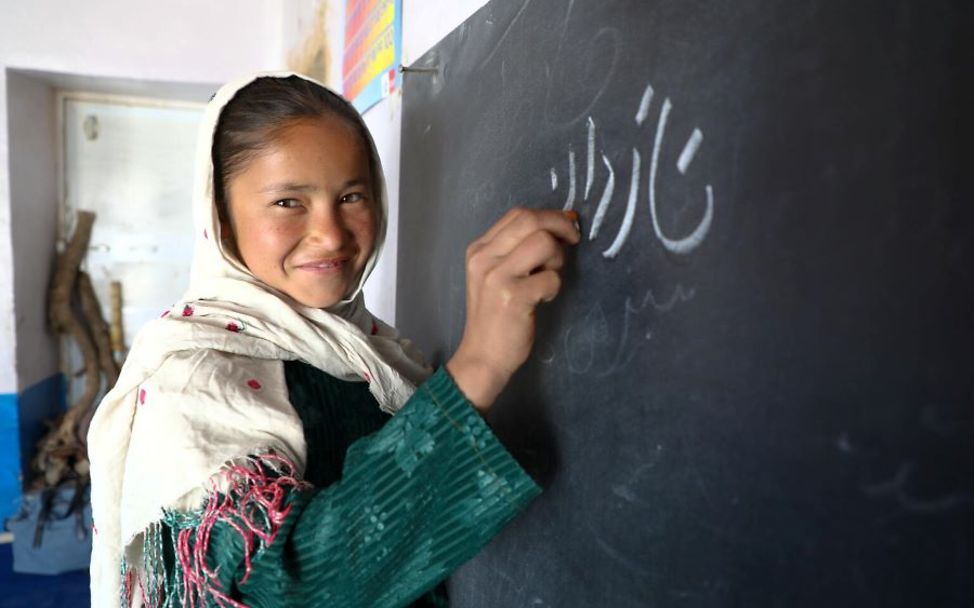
[0,0,286,394]
[360,0,490,326]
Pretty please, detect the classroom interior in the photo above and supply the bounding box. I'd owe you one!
[0,1,486,605]
[2,0,971,606]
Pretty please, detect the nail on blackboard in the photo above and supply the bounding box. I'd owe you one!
[399,64,439,74]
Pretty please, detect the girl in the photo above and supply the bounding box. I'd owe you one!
[88,72,579,608]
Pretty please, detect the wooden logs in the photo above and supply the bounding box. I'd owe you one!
[33,210,116,489]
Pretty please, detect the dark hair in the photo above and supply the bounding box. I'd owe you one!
[212,76,376,225]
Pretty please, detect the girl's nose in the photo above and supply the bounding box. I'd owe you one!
[306,206,347,250]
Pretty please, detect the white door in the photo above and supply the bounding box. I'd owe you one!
[61,96,203,404]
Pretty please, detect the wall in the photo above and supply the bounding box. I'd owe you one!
[7,70,59,394]
[0,0,288,520]
[0,0,287,396]
[358,0,490,325]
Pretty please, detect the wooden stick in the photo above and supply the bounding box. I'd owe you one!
[34,210,100,488]
[79,271,119,387]
[48,211,95,333]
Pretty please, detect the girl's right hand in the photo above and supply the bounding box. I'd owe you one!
[446,207,581,414]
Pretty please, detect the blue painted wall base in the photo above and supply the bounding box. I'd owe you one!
[0,374,67,523]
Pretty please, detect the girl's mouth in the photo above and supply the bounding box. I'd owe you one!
[295,257,349,273]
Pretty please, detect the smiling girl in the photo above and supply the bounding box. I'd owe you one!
[87,73,578,608]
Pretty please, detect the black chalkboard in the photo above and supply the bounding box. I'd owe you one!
[397,1,974,605]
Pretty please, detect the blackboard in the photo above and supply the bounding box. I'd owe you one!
[396,1,974,605]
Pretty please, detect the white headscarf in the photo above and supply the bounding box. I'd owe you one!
[88,72,431,608]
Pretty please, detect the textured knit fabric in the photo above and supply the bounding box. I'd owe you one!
[151,366,540,607]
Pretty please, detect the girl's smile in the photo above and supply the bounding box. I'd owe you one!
[223,116,377,308]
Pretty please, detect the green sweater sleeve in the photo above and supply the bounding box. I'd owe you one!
[205,367,541,608]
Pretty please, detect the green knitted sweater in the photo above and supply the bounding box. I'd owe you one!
[145,364,540,607]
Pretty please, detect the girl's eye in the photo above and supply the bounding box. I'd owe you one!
[273,199,300,209]
[341,192,367,205]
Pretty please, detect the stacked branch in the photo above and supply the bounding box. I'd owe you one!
[32,210,119,488]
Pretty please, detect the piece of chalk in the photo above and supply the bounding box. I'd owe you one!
[564,210,581,234]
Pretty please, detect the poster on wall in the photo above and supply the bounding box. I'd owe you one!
[343,0,402,113]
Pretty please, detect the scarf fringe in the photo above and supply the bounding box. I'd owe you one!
[120,453,310,608]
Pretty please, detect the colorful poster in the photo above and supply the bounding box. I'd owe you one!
[343,0,402,113]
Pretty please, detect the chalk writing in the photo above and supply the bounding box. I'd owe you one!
[562,145,577,211]
[602,149,640,259]
[677,128,703,176]
[588,154,615,240]
[548,79,715,258]
[585,116,596,199]
[649,98,714,255]
[861,461,974,514]
[635,83,654,126]
[563,303,609,374]
[554,284,696,376]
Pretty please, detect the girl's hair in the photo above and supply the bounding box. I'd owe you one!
[212,76,377,224]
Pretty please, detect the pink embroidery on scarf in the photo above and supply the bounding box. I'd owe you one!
[123,568,136,606]
[172,454,309,608]
[161,310,171,318]
[203,228,208,240]
[226,322,241,332]
[246,379,261,390]
[363,371,372,384]
[139,389,146,405]
[182,305,195,317]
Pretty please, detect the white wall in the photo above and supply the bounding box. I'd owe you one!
[402,0,490,65]
[0,0,288,394]
[359,0,490,326]
[6,70,59,391]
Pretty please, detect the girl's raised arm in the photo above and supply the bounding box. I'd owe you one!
[447,208,581,412]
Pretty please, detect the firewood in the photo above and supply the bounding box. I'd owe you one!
[34,210,101,489]
[48,211,94,333]
[78,271,119,387]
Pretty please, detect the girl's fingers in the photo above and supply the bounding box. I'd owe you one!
[481,208,580,257]
[499,229,566,277]
[518,269,563,304]
[479,206,530,242]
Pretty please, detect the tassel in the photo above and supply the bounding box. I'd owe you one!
[121,453,309,608]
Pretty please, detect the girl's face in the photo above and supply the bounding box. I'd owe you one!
[224,116,377,308]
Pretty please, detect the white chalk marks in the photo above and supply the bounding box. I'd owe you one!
[562,145,577,211]
[585,117,596,199]
[536,79,716,377]
[547,78,715,259]
[862,462,974,514]
[635,83,654,126]
[650,98,714,255]
[588,154,615,240]
[602,149,640,259]
[557,284,697,376]
[677,128,703,175]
